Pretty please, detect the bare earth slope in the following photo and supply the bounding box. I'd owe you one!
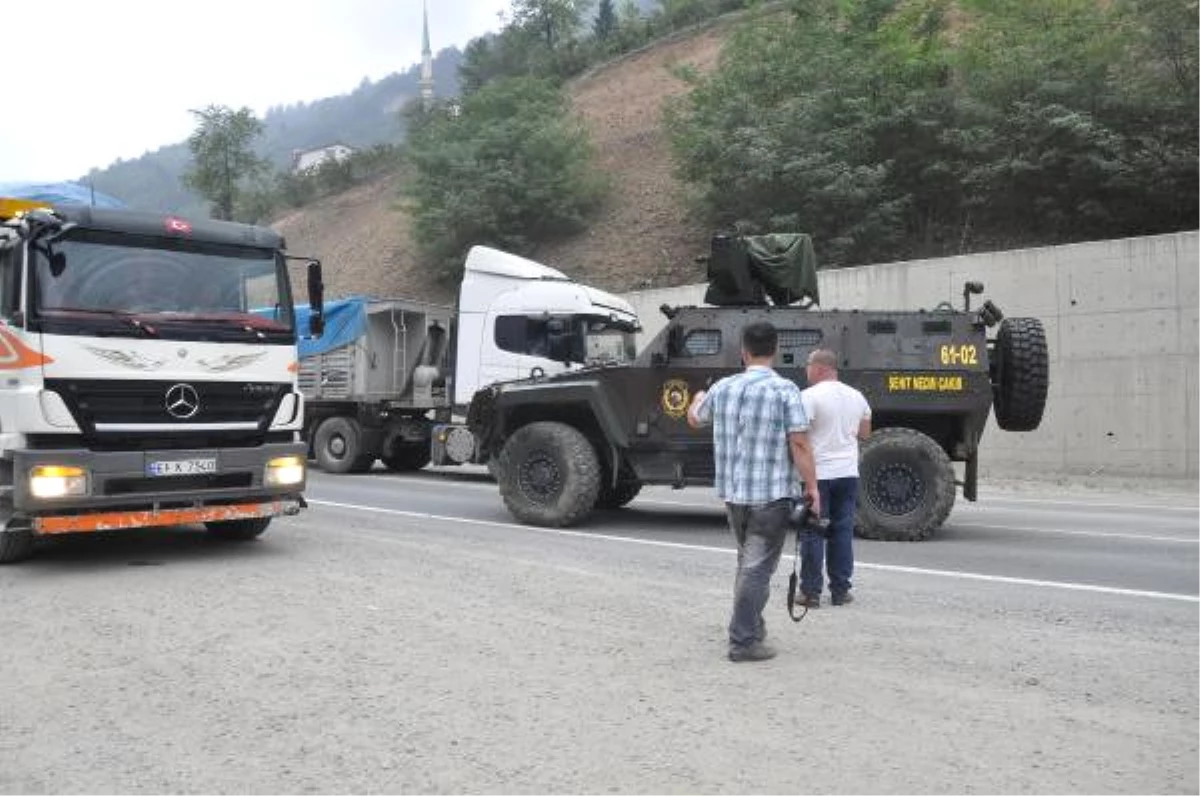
[272,18,736,304]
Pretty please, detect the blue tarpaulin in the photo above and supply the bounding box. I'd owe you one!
[0,181,125,208]
[294,297,370,359]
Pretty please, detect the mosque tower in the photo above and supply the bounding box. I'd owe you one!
[419,0,435,110]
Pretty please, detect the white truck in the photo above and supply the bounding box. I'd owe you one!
[298,245,640,472]
[0,197,325,563]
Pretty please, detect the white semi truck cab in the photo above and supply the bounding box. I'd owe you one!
[0,198,325,563]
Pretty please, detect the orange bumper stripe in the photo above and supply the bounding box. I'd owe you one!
[34,500,294,535]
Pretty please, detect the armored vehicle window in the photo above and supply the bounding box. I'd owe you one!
[922,320,952,335]
[681,329,721,356]
[868,320,897,334]
[778,329,823,348]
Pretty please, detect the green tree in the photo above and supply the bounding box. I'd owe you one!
[182,105,269,221]
[594,0,618,39]
[512,0,595,49]
[407,77,606,282]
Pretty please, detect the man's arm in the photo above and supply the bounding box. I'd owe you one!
[788,430,821,517]
[687,389,709,429]
[857,417,872,441]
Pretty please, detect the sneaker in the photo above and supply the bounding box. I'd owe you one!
[831,591,854,606]
[728,642,778,663]
[799,593,820,609]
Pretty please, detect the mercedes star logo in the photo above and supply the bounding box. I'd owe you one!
[165,383,201,419]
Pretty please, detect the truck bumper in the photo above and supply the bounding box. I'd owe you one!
[7,442,307,535]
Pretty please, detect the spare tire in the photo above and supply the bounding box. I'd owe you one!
[856,428,956,542]
[497,422,600,527]
[993,317,1049,432]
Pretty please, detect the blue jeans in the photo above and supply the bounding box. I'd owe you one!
[800,477,858,597]
[725,499,790,649]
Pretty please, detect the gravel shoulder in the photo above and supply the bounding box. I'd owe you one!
[1,498,1195,794]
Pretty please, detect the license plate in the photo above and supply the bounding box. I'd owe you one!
[147,458,217,477]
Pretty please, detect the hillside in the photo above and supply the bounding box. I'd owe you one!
[89,48,464,217]
[273,17,740,306]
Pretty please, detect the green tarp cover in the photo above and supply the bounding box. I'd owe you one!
[704,233,820,307]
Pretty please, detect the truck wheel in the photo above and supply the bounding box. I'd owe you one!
[497,422,601,527]
[0,502,33,564]
[595,473,643,511]
[314,416,375,474]
[856,428,956,541]
[993,317,1049,432]
[205,517,271,541]
[382,443,431,473]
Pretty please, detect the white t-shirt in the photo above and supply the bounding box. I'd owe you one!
[800,380,872,480]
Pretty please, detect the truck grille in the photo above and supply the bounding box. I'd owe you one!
[46,379,289,433]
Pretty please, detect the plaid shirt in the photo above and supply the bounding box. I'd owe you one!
[694,365,810,505]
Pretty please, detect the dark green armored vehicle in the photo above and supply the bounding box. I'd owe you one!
[467,233,1048,541]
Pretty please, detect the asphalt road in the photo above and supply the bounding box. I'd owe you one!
[1,469,1196,794]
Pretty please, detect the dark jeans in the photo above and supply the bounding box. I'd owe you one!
[800,477,858,597]
[725,499,790,649]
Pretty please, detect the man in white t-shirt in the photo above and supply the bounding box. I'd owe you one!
[798,348,872,607]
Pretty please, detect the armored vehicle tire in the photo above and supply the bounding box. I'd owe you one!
[205,517,272,541]
[595,478,643,510]
[993,317,1049,432]
[497,421,601,527]
[314,416,376,474]
[856,428,956,542]
[0,530,34,564]
[383,443,431,472]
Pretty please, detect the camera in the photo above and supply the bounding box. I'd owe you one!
[788,497,832,538]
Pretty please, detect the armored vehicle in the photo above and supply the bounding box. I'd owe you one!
[468,233,1049,541]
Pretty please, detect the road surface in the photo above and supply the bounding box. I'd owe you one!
[1,470,1195,793]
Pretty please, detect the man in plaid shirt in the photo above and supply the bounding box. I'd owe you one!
[688,321,820,663]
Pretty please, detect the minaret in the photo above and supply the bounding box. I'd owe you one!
[419,0,435,110]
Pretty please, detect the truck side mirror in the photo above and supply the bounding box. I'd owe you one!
[306,260,325,337]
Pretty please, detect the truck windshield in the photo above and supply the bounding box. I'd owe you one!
[584,318,636,365]
[31,231,295,342]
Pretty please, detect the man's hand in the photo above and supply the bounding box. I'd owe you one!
[805,483,821,518]
[687,389,708,429]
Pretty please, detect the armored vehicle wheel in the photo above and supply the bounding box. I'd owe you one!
[993,317,1049,432]
[596,478,642,510]
[497,421,601,527]
[383,443,431,473]
[314,416,375,474]
[856,428,956,541]
[205,517,271,541]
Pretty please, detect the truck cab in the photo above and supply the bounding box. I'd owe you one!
[0,197,324,563]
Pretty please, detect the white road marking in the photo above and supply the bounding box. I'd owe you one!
[970,495,1199,513]
[308,498,1199,604]
[948,522,1198,544]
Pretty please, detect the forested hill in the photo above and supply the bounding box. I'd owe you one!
[86,47,464,215]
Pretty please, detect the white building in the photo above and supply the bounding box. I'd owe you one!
[291,143,356,174]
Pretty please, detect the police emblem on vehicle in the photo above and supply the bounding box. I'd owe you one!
[661,379,690,419]
[164,383,200,419]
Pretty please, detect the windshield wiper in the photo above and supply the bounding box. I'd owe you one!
[39,308,158,337]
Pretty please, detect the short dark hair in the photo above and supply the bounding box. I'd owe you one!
[741,321,778,358]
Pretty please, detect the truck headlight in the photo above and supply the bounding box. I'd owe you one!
[30,465,89,499]
[265,456,305,487]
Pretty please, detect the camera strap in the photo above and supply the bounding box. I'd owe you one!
[786,522,808,623]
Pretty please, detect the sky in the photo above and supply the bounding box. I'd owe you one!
[0,0,512,183]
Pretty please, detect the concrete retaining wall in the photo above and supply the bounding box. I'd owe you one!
[621,231,1199,481]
